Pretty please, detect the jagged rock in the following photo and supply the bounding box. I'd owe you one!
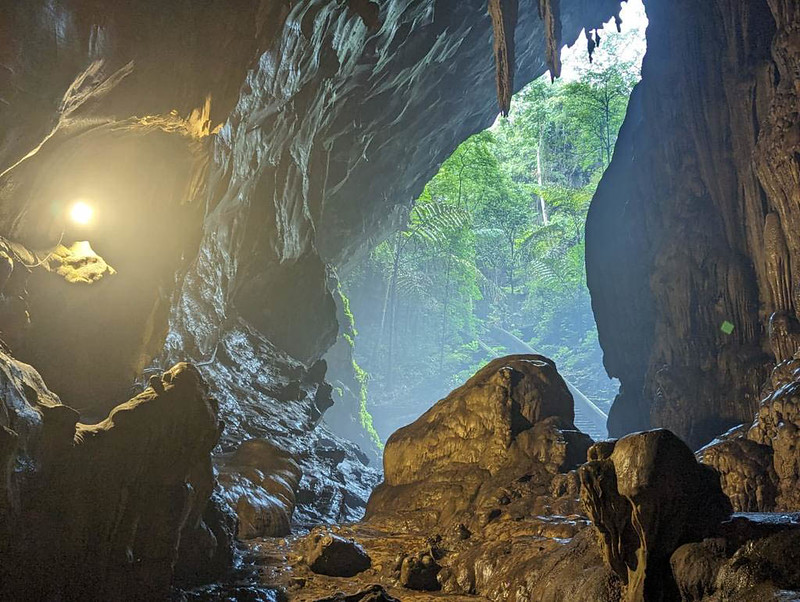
[579,429,732,602]
[217,438,302,539]
[399,551,441,591]
[305,531,372,577]
[700,356,800,512]
[0,360,227,600]
[671,516,800,602]
[698,438,777,512]
[366,355,591,529]
[314,585,400,602]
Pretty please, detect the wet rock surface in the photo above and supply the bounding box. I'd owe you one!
[0,354,230,600]
[580,430,733,601]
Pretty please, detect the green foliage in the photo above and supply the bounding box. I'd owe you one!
[336,283,382,449]
[341,24,644,438]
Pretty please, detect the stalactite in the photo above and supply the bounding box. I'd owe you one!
[586,29,596,63]
[488,0,519,117]
[537,0,562,80]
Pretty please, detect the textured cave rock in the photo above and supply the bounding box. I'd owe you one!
[0,2,627,545]
[579,430,732,602]
[304,530,372,578]
[699,354,800,512]
[587,0,800,449]
[366,354,591,529]
[0,353,230,599]
[216,438,302,539]
[172,320,381,526]
[670,515,800,602]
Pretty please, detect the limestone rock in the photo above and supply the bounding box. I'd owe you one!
[305,531,372,577]
[0,360,228,600]
[579,429,732,602]
[217,438,302,539]
[698,438,777,512]
[399,551,442,591]
[366,355,591,529]
[671,516,800,602]
[700,356,800,512]
[314,585,400,602]
[587,0,798,449]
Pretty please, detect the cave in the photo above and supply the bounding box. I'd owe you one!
[1,1,800,601]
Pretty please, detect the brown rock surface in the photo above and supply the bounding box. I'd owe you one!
[579,430,732,602]
[586,0,800,449]
[217,438,303,539]
[367,355,590,529]
[700,355,800,512]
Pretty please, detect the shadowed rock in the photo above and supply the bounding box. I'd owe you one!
[305,531,372,577]
[579,429,732,602]
[0,358,229,600]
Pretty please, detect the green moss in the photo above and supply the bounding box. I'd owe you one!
[353,357,383,449]
[334,276,382,449]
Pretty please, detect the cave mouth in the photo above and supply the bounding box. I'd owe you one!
[332,0,647,444]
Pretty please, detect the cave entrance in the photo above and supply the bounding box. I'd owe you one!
[334,1,647,444]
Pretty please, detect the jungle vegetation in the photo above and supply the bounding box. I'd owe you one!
[342,15,646,439]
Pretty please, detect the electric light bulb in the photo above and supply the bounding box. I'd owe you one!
[70,201,94,225]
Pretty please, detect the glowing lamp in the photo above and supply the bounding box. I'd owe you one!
[69,201,94,225]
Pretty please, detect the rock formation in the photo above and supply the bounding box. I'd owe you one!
[587,0,800,448]
[700,352,800,512]
[0,355,232,600]
[579,430,732,601]
[366,354,591,529]
[2,0,800,599]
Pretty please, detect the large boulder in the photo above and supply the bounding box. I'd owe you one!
[579,430,732,602]
[366,355,591,529]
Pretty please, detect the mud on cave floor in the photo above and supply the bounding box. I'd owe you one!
[243,525,490,601]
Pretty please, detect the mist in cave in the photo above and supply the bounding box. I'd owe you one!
[330,2,647,443]
[2,0,800,600]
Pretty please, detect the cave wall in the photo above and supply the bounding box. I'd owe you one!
[0,0,630,535]
[587,0,799,448]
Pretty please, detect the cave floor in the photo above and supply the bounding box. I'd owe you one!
[245,523,490,600]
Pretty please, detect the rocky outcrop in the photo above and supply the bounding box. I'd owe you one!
[0,353,231,599]
[579,430,732,602]
[670,515,800,602]
[366,354,591,528]
[0,0,624,440]
[587,0,800,449]
[217,438,302,539]
[699,354,800,512]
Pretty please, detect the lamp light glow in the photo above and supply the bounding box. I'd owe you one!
[69,201,94,225]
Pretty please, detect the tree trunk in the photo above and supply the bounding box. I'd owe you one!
[536,125,549,224]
